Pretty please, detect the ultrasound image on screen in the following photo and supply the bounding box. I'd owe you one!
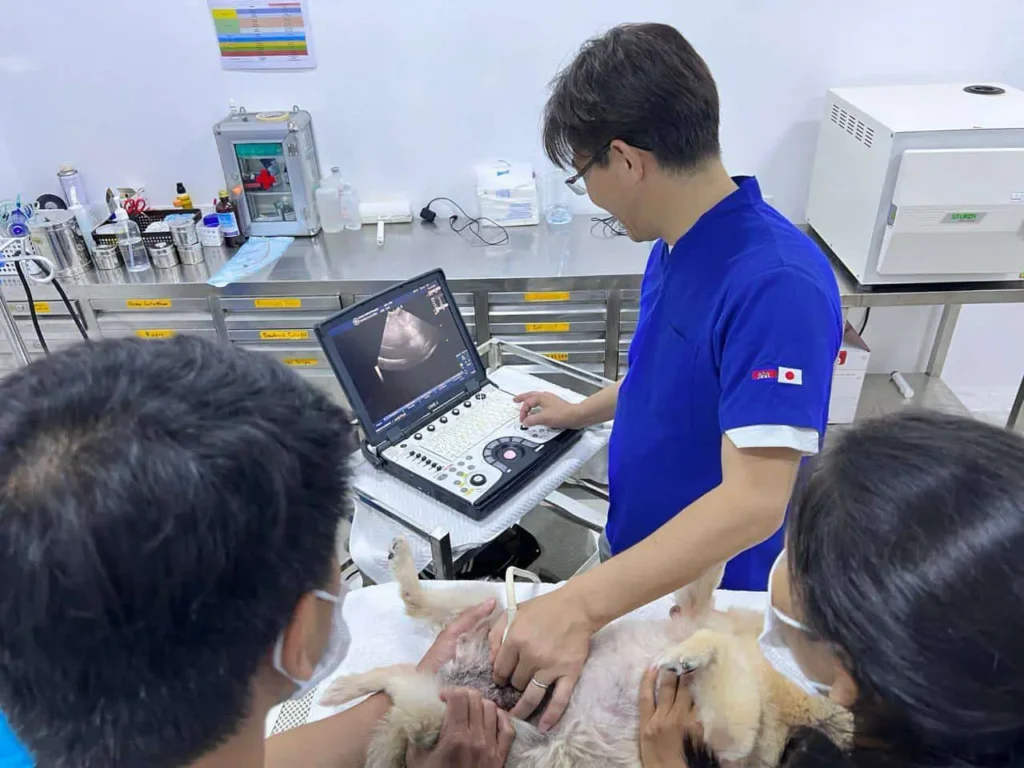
[327,281,476,433]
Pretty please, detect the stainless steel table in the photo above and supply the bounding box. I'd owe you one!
[1,217,1022,426]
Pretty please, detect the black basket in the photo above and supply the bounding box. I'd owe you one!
[92,209,202,249]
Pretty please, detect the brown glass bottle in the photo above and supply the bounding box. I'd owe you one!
[215,190,246,247]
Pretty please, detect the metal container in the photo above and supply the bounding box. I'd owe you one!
[93,242,121,270]
[178,242,205,265]
[26,210,93,277]
[168,217,199,249]
[147,241,179,269]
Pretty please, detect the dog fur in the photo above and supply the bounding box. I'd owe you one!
[322,539,851,768]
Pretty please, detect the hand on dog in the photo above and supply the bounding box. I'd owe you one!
[417,599,497,675]
[406,688,515,768]
[639,666,704,768]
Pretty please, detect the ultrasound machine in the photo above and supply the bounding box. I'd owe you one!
[316,269,582,520]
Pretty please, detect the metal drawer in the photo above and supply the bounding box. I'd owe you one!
[354,292,475,307]
[15,318,84,337]
[220,295,341,312]
[493,334,605,363]
[91,297,211,313]
[226,311,329,343]
[7,299,78,317]
[488,290,608,305]
[490,320,605,335]
[621,289,640,304]
[96,311,217,341]
[619,308,639,334]
[238,344,332,370]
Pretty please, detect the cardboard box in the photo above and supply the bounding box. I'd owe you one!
[828,323,871,424]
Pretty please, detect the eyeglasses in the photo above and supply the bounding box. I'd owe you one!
[564,144,611,196]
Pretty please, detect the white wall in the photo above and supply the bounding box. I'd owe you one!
[2,0,1023,399]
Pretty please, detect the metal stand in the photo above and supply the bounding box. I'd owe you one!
[352,339,612,581]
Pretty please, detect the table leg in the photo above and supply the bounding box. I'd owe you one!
[926,304,961,378]
[1009,374,1024,431]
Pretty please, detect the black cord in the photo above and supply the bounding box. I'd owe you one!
[423,197,510,247]
[14,261,48,356]
[49,272,89,342]
[857,307,871,336]
[590,215,628,238]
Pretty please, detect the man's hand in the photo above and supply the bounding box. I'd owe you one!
[406,689,515,768]
[418,599,496,675]
[639,666,704,768]
[514,391,584,429]
[487,589,598,732]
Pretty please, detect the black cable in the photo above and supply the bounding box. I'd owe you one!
[422,197,510,247]
[590,215,628,238]
[857,307,871,336]
[14,261,48,356]
[48,272,89,342]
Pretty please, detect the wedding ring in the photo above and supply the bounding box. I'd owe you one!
[530,678,551,690]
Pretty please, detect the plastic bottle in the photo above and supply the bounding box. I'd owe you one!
[68,187,97,255]
[316,167,345,233]
[113,209,149,272]
[339,180,362,231]
[216,190,245,247]
[173,182,193,209]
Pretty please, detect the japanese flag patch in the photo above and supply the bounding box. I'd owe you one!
[751,367,803,385]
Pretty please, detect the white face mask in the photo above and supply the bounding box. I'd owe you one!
[758,552,832,696]
[273,584,351,701]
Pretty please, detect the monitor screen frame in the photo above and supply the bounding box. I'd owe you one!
[315,268,487,447]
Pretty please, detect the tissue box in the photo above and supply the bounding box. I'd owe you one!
[828,322,871,424]
[475,160,539,227]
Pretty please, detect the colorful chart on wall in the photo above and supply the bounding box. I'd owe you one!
[208,0,316,70]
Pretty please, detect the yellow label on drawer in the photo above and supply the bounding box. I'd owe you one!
[33,302,50,314]
[525,322,569,333]
[127,299,172,309]
[255,298,302,309]
[211,8,237,19]
[135,329,176,339]
[284,358,318,367]
[543,352,570,361]
[260,330,310,341]
[524,291,570,302]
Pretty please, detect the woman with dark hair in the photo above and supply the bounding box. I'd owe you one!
[639,409,1024,768]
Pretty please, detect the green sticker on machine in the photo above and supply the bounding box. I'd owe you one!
[234,143,284,158]
[944,211,984,223]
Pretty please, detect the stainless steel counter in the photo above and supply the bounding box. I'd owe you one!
[2,216,1022,425]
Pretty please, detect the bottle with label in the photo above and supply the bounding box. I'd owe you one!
[316,167,345,233]
[173,182,193,209]
[339,181,362,231]
[216,190,245,247]
[113,208,149,272]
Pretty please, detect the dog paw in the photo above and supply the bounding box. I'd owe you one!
[657,628,721,676]
[320,675,367,706]
[388,537,410,562]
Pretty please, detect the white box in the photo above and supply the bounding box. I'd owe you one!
[805,83,1024,285]
[828,323,871,424]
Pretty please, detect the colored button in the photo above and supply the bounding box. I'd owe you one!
[503,449,517,460]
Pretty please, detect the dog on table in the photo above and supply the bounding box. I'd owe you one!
[322,538,850,768]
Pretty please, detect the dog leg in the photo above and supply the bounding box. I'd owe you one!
[319,664,419,707]
[657,628,764,763]
[669,563,726,624]
[389,538,499,625]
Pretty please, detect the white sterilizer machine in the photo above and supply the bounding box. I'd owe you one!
[805,83,1024,285]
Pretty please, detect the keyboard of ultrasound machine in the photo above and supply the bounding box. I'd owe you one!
[418,388,522,461]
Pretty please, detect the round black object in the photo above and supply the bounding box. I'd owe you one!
[470,474,487,487]
[964,84,1005,96]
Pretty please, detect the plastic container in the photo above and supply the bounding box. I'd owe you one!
[316,167,345,233]
[198,214,224,246]
[340,181,362,231]
[541,170,573,225]
[113,209,149,272]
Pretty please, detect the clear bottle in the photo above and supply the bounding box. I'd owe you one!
[316,167,345,234]
[113,208,149,272]
[339,181,362,231]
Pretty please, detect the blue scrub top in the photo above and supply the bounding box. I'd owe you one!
[0,712,32,768]
[605,177,842,591]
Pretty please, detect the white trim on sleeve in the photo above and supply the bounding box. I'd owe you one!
[725,425,820,455]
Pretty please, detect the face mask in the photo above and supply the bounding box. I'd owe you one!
[273,584,351,701]
[758,552,832,696]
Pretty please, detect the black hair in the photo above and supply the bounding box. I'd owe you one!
[0,337,356,768]
[543,23,721,171]
[786,411,1024,768]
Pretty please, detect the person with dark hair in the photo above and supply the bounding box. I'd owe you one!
[0,337,513,768]
[491,22,843,730]
[637,409,1024,768]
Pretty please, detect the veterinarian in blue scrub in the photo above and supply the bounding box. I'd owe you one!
[0,711,32,767]
[489,23,842,732]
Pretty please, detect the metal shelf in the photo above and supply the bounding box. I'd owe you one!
[855,373,968,420]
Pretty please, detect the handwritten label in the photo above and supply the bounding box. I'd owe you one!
[255,298,302,309]
[260,330,310,341]
[135,329,176,339]
[525,322,569,333]
[33,302,51,314]
[284,358,318,367]
[524,291,570,302]
[543,352,570,361]
[126,299,172,309]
